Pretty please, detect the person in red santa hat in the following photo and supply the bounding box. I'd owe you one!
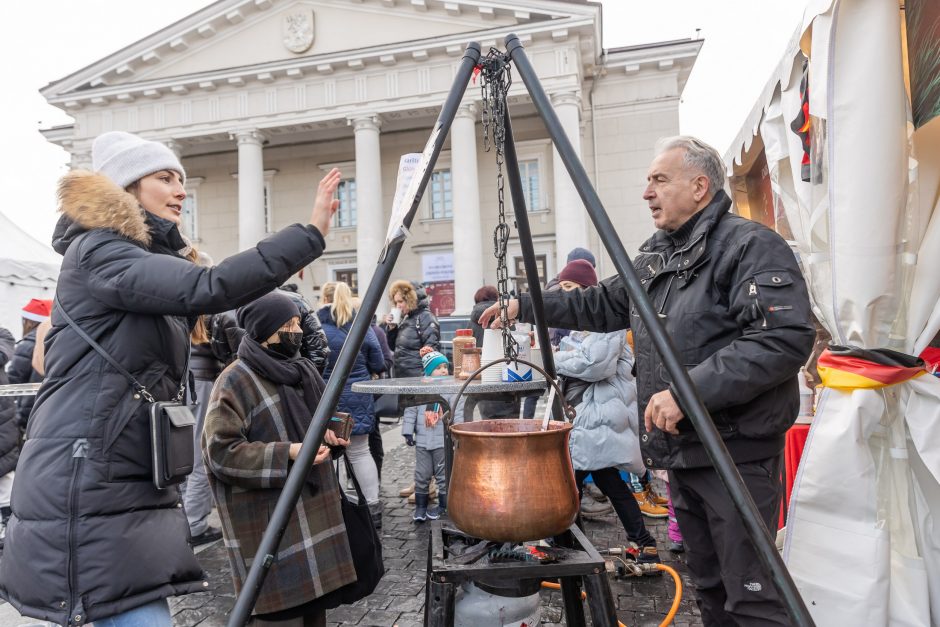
[7,299,53,429]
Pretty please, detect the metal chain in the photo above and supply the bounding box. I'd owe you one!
[479,48,517,360]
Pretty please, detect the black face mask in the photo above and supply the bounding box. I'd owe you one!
[269,331,303,358]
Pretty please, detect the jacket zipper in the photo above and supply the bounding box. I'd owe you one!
[67,439,88,626]
[749,281,768,328]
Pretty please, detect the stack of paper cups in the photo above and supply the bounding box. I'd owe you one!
[480,329,504,383]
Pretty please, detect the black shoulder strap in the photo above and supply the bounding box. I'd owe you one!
[54,295,189,403]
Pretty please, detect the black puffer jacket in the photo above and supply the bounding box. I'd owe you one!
[279,288,330,372]
[0,328,19,476]
[385,285,440,377]
[7,328,40,428]
[0,171,329,626]
[520,191,814,469]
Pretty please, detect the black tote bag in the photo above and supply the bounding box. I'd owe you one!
[314,455,385,610]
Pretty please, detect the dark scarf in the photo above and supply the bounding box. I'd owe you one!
[237,336,326,486]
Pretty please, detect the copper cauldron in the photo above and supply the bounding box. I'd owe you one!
[446,358,579,542]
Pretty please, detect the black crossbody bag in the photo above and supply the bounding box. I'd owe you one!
[56,297,196,490]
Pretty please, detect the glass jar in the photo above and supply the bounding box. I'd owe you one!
[458,347,482,380]
[451,329,476,378]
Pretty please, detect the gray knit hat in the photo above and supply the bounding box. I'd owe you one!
[92,131,185,189]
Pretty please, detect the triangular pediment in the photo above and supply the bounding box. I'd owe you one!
[44,0,597,100]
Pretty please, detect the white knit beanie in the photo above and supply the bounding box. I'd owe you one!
[92,131,185,189]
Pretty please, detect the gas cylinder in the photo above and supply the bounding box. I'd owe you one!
[454,580,541,627]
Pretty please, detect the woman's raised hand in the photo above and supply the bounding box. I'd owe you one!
[310,168,342,237]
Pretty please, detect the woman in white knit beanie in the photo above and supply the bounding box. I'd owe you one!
[0,130,345,627]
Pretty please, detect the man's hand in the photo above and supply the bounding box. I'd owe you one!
[477,299,519,329]
[309,168,342,237]
[403,434,415,447]
[644,390,685,435]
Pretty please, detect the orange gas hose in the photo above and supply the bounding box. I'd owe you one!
[541,563,682,627]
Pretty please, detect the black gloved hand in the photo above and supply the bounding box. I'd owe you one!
[403,434,415,447]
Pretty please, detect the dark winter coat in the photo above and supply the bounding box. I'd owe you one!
[371,323,394,374]
[519,191,815,469]
[385,287,440,377]
[280,288,330,373]
[190,340,222,382]
[7,328,41,427]
[0,328,19,476]
[318,308,385,435]
[0,171,330,626]
[202,360,356,615]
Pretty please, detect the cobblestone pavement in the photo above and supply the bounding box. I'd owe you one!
[166,432,704,627]
[0,429,702,627]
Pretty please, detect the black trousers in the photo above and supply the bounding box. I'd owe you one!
[575,468,655,548]
[368,418,384,481]
[670,457,790,627]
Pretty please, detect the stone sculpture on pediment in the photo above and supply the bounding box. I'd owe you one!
[283,10,315,54]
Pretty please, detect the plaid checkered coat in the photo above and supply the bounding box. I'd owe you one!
[202,359,356,616]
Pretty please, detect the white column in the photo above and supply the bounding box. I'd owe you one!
[232,130,267,250]
[350,115,384,295]
[550,91,588,261]
[450,103,484,315]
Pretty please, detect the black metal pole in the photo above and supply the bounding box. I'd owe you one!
[500,109,564,420]
[504,33,815,627]
[228,41,483,627]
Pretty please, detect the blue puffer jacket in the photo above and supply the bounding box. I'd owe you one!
[318,308,385,435]
[554,330,644,474]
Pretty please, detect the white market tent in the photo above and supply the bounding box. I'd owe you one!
[725,0,940,625]
[0,210,59,338]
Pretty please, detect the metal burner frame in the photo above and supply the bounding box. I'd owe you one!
[424,521,617,627]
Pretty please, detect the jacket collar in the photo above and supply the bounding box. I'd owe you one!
[53,171,151,254]
[52,170,190,256]
[638,189,732,256]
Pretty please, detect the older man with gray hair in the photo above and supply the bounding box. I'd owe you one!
[480,136,814,625]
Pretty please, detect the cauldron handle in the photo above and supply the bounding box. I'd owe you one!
[443,357,575,427]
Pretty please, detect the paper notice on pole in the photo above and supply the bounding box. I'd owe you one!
[382,125,442,256]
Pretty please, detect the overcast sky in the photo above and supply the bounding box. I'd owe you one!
[0,1,808,245]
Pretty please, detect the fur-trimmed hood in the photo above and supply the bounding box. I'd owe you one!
[52,170,151,255]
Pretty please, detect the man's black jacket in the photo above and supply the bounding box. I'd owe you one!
[520,191,815,469]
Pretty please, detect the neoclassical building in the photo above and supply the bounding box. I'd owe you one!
[41,0,700,315]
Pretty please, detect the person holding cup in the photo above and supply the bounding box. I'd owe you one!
[383,280,440,378]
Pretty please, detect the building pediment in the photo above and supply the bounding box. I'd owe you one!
[43,0,600,107]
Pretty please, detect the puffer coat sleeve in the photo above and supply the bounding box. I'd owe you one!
[77,224,326,316]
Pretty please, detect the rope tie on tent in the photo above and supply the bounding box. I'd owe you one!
[816,345,928,390]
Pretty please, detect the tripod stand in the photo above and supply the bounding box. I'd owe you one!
[228,35,815,627]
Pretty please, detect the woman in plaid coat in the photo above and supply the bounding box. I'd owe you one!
[203,292,356,625]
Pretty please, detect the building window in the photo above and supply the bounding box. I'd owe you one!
[512,254,548,293]
[181,193,198,241]
[518,159,541,211]
[333,268,358,294]
[429,169,452,219]
[262,170,278,233]
[181,176,204,241]
[334,179,357,228]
